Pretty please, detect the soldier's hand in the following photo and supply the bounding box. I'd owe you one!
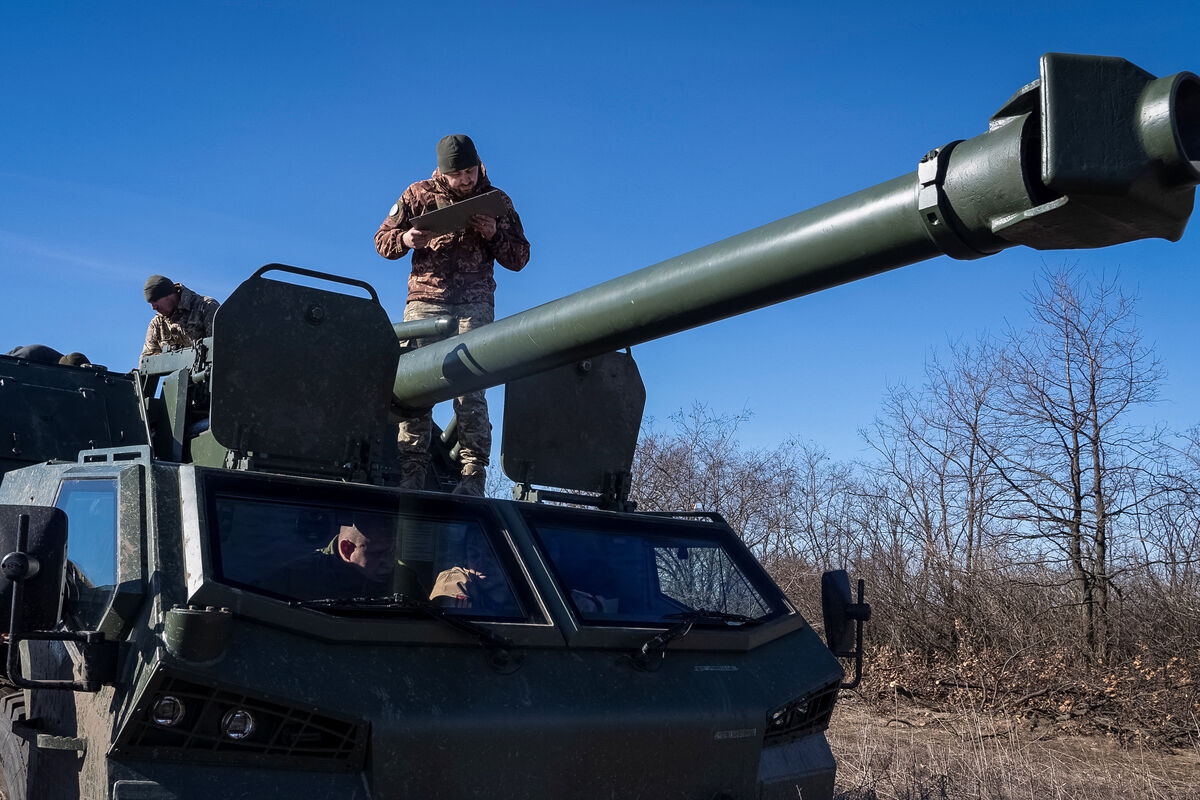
[402,228,435,249]
[469,214,497,240]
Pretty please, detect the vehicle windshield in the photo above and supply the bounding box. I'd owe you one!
[525,510,789,626]
[206,476,526,620]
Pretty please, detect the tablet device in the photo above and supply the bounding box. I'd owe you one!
[409,190,508,234]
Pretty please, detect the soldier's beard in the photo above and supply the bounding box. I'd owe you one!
[447,178,478,198]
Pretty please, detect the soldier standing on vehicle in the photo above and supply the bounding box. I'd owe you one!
[141,274,221,359]
[374,134,530,496]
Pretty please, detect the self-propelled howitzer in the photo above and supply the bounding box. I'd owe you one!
[0,53,1195,800]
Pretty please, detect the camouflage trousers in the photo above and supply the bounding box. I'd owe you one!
[397,300,493,472]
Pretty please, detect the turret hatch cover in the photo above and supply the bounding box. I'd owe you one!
[501,351,645,493]
[210,266,400,465]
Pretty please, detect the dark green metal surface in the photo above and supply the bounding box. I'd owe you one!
[0,356,149,480]
[501,351,645,493]
[209,266,401,479]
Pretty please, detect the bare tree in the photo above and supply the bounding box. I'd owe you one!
[630,405,860,597]
[625,269,1200,736]
[1130,426,1200,622]
[631,405,780,538]
[978,269,1167,657]
[862,335,1009,652]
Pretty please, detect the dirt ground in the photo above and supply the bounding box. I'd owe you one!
[827,696,1200,800]
[3,702,1195,800]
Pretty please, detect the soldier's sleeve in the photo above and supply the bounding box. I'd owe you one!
[141,318,162,359]
[489,193,530,272]
[374,193,413,260]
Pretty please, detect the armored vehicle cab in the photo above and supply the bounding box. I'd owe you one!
[0,53,1197,800]
[1,452,846,799]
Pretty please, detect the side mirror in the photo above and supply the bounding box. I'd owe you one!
[821,569,871,690]
[0,505,112,692]
[0,505,68,633]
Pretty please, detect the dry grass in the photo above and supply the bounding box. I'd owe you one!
[827,696,1200,800]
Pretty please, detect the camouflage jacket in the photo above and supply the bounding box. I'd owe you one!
[374,166,530,305]
[141,284,220,358]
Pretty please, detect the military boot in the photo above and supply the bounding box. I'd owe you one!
[452,464,486,497]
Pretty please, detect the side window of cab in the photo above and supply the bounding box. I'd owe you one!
[54,478,118,629]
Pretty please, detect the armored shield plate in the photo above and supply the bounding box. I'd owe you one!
[210,269,401,465]
[501,351,645,493]
[0,356,148,480]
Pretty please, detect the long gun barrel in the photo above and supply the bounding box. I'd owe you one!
[392,53,1200,412]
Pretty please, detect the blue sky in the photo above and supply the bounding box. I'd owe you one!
[3,2,1199,465]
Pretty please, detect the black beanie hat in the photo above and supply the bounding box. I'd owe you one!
[58,352,91,367]
[436,134,480,173]
[144,275,176,302]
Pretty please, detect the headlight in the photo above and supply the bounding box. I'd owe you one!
[766,705,792,733]
[763,682,840,744]
[221,708,256,740]
[151,695,186,727]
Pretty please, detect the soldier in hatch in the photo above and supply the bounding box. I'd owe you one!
[5,346,96,368]
[5,344,66,363]
[141,274,221,359]
[374,134,530,496]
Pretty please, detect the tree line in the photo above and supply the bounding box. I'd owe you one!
[629,267,1200,744]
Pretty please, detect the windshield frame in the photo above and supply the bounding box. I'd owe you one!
[180,467,559,645]
[52,460,147,639]
[512,503,801,650]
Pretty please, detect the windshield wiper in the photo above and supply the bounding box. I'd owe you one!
[632,608,760,671]
[290,593,416,611]
[663,609,759,625]
[290,593,522,673]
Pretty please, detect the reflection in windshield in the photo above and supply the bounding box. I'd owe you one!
[428,535,521,614]
[212,497,522,619]
[653,545,768,618]
[530,520,779,625]
[56,478,118,629]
